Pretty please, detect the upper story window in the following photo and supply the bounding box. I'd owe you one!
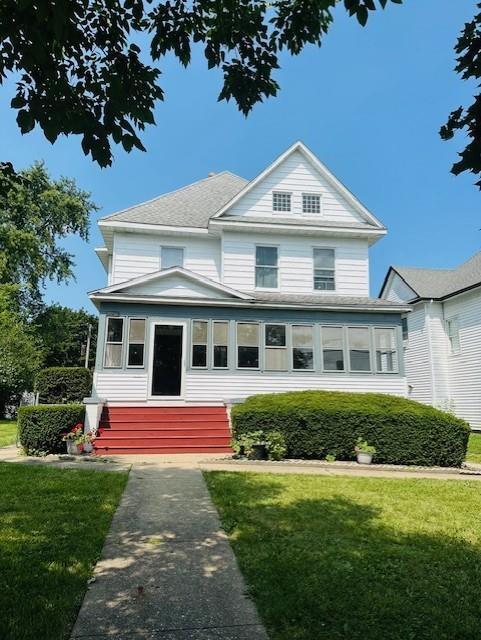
[255,246,278,289]
[374,327,398,373]
[127,318,146,367]
[313,248,335,291]
[104,317,124,368]
[302,194,321,214]
[161,246,184,269]
[446,318,460,354]
[272,191,291,212]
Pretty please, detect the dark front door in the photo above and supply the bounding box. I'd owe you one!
[151,325,183,396]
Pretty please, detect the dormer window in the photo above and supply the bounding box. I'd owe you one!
[302,194,321,214]
[273,191,291,212]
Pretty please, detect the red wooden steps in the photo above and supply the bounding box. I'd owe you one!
[93,406,232,455]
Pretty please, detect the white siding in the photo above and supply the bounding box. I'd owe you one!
[383,272,416,303]
[112,233,220,284]
[403,303,433,405]
[444,290,481,427]
[125,275,228,298]
[426,302,450,406]
[226,150,366,225]
[93,371,148,402]
[222,231,369,296]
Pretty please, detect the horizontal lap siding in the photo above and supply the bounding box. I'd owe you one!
[112,233,220,284]
[404,304,433,405]
[226,150,366,225]
[444,291,481,427]
[384,273,417,303]
[222,231,369,296]
[93,372,148,402]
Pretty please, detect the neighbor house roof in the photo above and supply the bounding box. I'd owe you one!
[100,171,248,228]
[381,252,481,301]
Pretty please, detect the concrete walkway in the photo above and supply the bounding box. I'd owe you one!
[71,464,269,640]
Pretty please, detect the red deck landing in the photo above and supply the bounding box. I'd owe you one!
[94,406,232,455]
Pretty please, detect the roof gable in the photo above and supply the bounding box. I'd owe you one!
[213,141,385,229]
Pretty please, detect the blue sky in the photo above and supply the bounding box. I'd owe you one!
[0,0,479,313]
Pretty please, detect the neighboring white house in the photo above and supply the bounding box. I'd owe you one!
[380,252,481,429]
[87,141,409,433]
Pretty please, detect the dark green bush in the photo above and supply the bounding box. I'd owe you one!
[231,391,470,467]
[18,404,85,455]
[35,367,92,404]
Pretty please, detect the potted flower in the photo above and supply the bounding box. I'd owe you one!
[354,438,376,465]
[62,423,85,455]
[79,431,95,454]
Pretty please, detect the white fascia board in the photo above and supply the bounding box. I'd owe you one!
[95,247,110,272]
[211,141,386,230]
[89,292,411,313]
[98,219,209,235]
[209,218,386,238]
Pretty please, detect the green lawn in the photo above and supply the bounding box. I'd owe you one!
[205,471,481,640]
[0,419,17,447]
[467,433,481,463]
[0,464,127,640]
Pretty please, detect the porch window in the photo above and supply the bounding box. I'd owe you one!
[348,327,371,372]
[255,246,278,289]
[322,326,344,371]
[265,324,287,370]
[313,248,335,291]
[127,318,146,367]
[374,327,398,373]
[237,323,259,368]
[161,246,184,269]
[446,318,460,354]
[104,317,124,368]
[292,325,314,370]
[191,320,208,367]
[213,321,229,368]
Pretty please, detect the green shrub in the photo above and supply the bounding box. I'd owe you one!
[232,430,287,460]
[35,367,92,404]
[18,404,85,455]
[231,391,470,467]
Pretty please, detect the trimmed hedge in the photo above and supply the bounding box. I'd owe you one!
[231,391,470,467]
[18,404,85,455]
[35,367,92,404]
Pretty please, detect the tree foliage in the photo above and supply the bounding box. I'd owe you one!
[34,305,98,368]
[0,0,401,167]
[0,162,97,312]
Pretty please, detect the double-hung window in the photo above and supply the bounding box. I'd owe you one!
[374,327,398,373]
[255,246,278,289]
[192,320,208,368]
[313,248,335,291]
[161,246,184,269]
[348,327,371,372]
[446,318,460,354]
[292,325,314,370]
[237,323,259,368]
[104,317,124,368]
[322,326,344,371]
[127,319,146,367]
[213,321,229,368]
[272,191,291,212]
[265,324,287,370]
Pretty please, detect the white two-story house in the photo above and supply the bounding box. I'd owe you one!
[87,142,409,453]
[380,252,481,429]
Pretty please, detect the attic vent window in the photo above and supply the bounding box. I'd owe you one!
[302,194,321,214]
[273,191,291,212]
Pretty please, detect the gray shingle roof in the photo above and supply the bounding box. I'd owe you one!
[101,171,248,228]
[394,252,481,299]
[248,292,408,310]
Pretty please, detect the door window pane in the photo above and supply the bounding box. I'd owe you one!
[104,318,124,368]
[192,320,208,367]
[237,323,259,368]
[161,246,184,269]
[265,324,287,371]
[314,248,335,291]
[255,246,278,288]
[375,327,398,373]
[127,318,145,367]
[322,326,344,371]
[348,327,371,372]
[213,321,229,368]
[292,325,314,370]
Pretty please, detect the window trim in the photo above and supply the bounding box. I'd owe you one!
[212,320,229,370]
[126,317,146,369]
[191,319,209,369]
[160,245,185,270]
[346,325,373,374]
[255,244,279,291]
[313,246,336,292]
[291,323,315,371]
[104,316,125,369]
[302,192,322,216]
[236,321,260,370]
[373,325,400,374]
[272,190,292,213]
[320,324,346,373]
[264,323,288,371]
[446,317,461,355]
